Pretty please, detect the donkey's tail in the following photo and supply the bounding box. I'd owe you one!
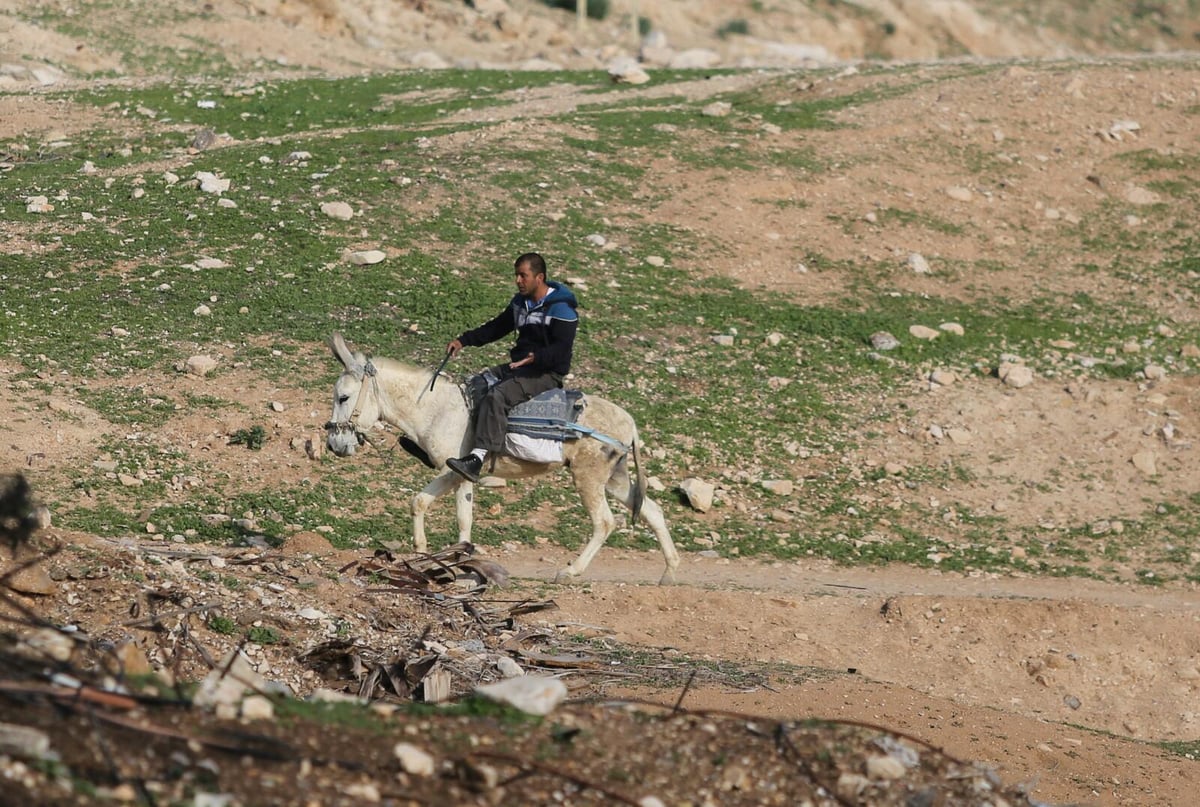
[630,436,646,526]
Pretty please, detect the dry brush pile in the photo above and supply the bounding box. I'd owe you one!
[0,473,1044,806]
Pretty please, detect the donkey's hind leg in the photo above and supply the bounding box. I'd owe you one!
[606,473,680,584]
[555,473,616,584]
[411,471,473,553]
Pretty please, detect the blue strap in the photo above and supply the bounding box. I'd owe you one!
[561,423,630,453]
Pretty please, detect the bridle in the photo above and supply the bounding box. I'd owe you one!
[324,358,379,445]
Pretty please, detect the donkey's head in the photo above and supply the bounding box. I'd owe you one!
[325,332,381,457]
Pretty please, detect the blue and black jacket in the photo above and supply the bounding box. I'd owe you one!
[457,281,578,377]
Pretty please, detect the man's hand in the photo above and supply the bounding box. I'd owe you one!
[509,352,534,369]
[446,338,463,358]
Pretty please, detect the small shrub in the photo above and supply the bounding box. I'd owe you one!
[540,0,609,21]
[208,615,238,635]
[247,626,282,645]
[717,19,750,39]
[229,425,267,450]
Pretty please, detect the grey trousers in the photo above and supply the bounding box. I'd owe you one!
[473,366,561,453]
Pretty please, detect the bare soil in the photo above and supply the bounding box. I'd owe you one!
[2,2,1200,806]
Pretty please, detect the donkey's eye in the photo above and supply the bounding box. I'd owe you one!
[337,395,350,405]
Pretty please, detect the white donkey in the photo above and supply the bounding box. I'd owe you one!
[324,332,680,584]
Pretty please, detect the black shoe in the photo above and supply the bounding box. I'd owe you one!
[446,454,483,483]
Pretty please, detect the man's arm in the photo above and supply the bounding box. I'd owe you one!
[456,306,515,350]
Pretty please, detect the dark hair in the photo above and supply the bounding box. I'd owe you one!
[515,252,547,279]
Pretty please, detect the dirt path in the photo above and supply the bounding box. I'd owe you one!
[497,546,1200,807]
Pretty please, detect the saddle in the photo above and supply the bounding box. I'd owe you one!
[506,387,586,442]
[464,372,584,443]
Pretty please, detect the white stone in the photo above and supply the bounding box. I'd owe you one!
[474,675,567,716]
[1125,186,1161,206]
[909,325,939,341]
[496,656,524,678]
[702,101,732,118]
[1131,451,1157,476]
[241,695,275,720]
[645,255,665,267]
[0,722,51,760]
[866,754,907,779]
[679,478,715,512]
[393,742,436,776]
[608,57,650,85]
[939,322,964,336]
[762,479,794,496]
[195,171,230,194]
[320,201,355,221]
[25,195,53,213]
[1110,119,1141,138]
[20,628,73,662]
[870,332,899,351]
[945,186,973,202]
[195,257,228,269]
[194,651,265,708]
[347,250,386,265]
[999,362,1034,388]
[343,783,380,802]
[838,773,870,799]
[185,355,218,376]
[907,253,930,274]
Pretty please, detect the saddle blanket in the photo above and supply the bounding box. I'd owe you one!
[504,388,585,463]
[506,387,585,440]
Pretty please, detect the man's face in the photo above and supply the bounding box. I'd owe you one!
[514,263,540,296]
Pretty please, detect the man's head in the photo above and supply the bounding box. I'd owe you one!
[514,252,549,299]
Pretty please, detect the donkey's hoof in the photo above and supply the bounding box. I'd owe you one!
[554,568,578,584]
[658,568,678,586]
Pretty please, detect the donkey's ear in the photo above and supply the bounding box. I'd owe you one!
[329,332,356,370]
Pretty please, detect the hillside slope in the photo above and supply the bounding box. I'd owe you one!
[2,0,1199,86]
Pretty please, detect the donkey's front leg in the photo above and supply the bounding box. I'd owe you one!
[411,471,470,553]
[454,479,474,543]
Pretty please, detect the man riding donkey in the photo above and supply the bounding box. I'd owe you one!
[445,252,579,482]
